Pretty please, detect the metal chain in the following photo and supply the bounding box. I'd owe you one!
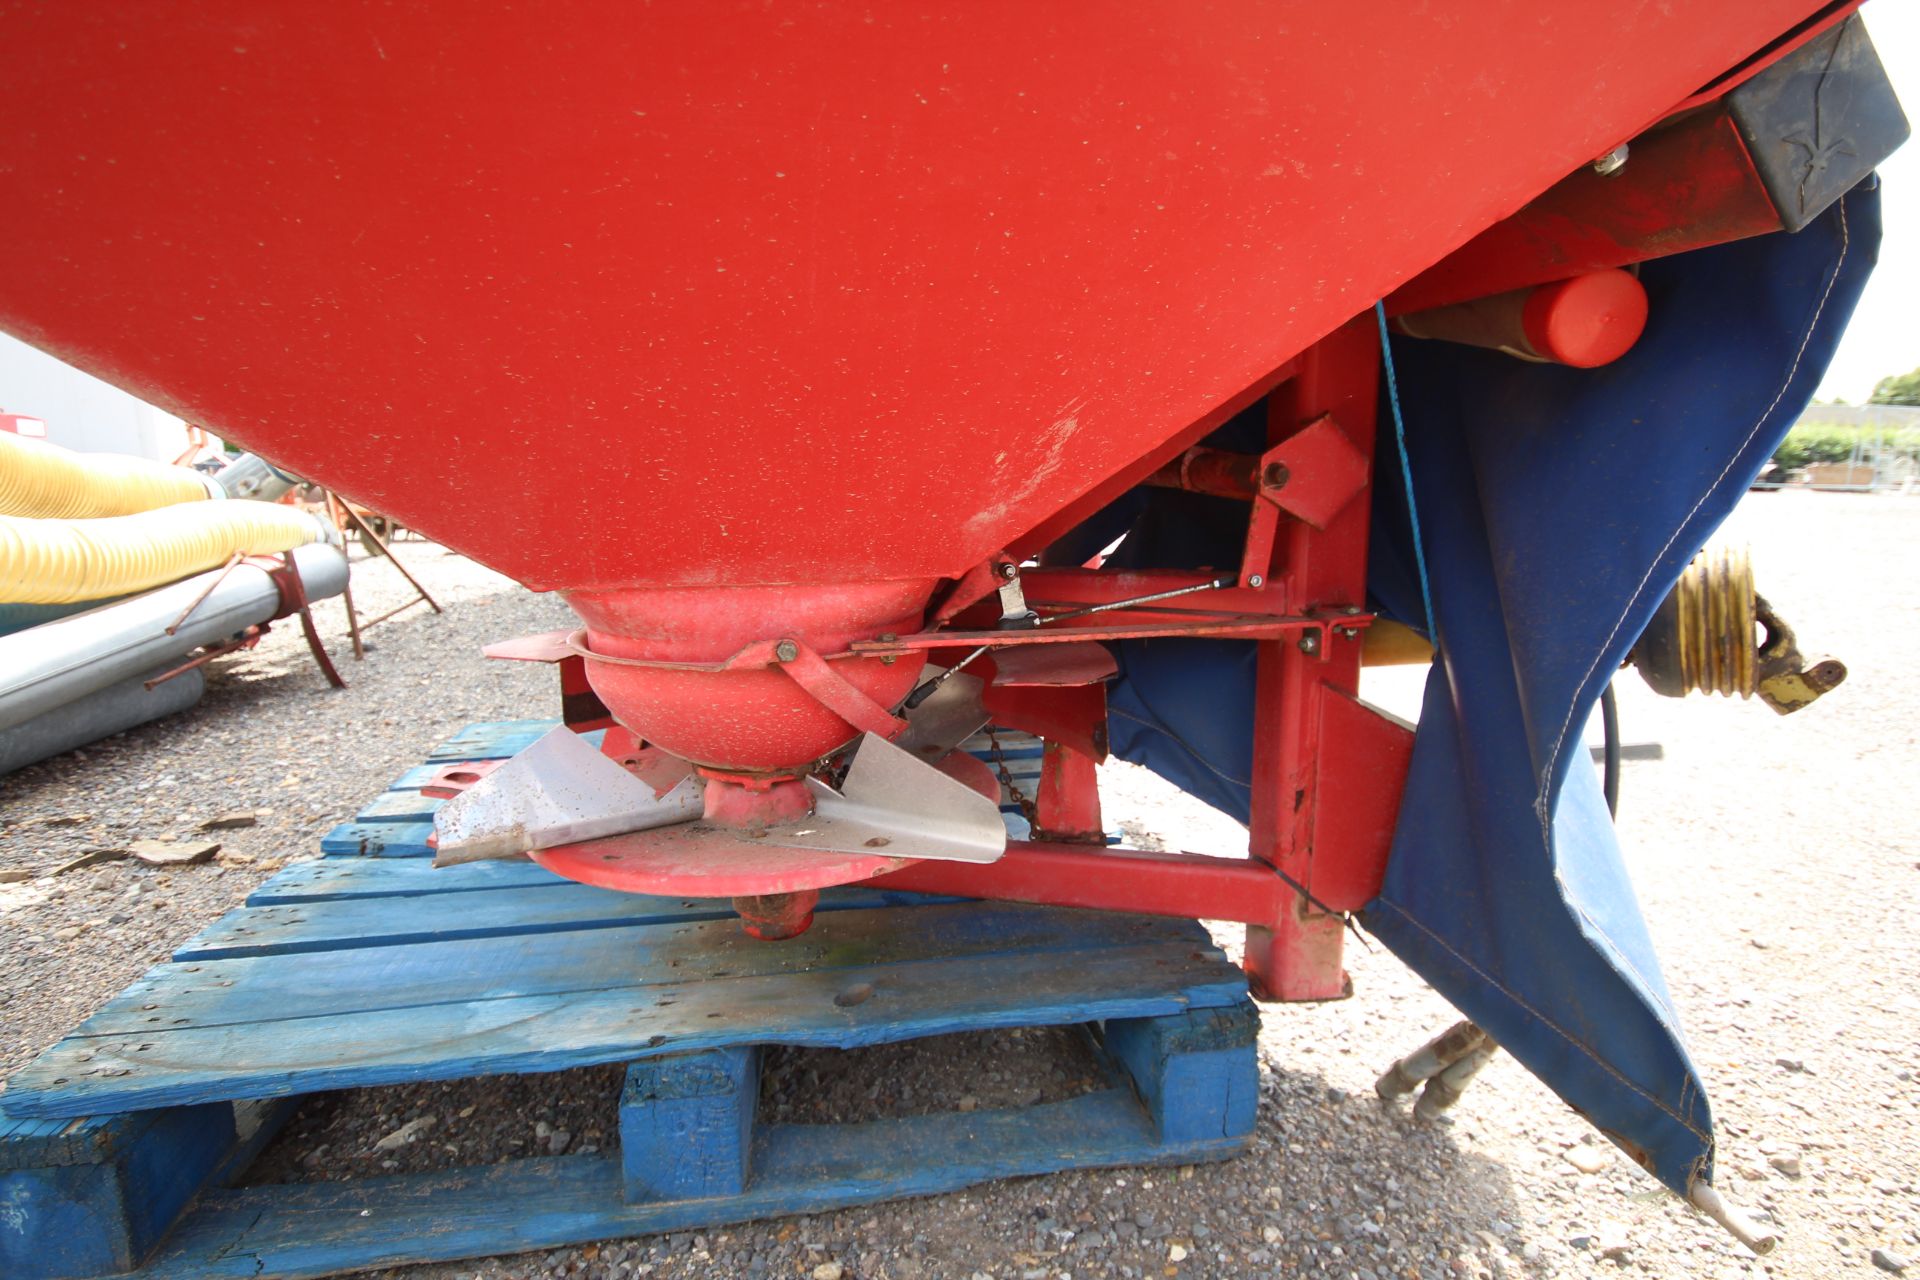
[985,725,1038,826]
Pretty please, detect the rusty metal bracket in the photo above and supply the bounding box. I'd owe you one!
[266,550,347,690]
[143,626,267,689]
[164,552,245,636]
[1754,594,1847,714]
[482,629,612,729]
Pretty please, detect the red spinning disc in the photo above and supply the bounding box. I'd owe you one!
[533,824,909,897]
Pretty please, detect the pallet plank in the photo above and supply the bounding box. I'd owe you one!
[353,790,443,824]
[246,858,576,904]
[319,822,436,858]
[182,884,965,961]
[385,764,446,791]
[426,721,604,762]
[10,941,1242,1117]
[70,903,1194,1039]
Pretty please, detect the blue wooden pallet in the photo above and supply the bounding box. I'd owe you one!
[1,720,1256,1280]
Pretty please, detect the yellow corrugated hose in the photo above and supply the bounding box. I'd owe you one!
[0,430,218,518]
[0,502,330,604]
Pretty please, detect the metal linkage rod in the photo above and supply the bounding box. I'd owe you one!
[902,574,1236,710]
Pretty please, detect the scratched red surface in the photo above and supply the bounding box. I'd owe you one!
[0,2,1828,591]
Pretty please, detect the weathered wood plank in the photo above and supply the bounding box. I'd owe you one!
[245,857,575,905]
[426,720,604,762]
[384,764,445,791]
[352,789,443,824]
[183,883,965,961]
[9,942,1243,1118]
[319,821,435,858]
[77,903,1194,1039]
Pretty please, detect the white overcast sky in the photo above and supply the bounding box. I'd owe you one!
[1818,4,1920,401]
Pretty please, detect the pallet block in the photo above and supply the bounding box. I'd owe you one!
[0,1104,232,1278]
[0,720,1259,1280]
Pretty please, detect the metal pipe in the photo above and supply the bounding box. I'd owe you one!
[1413,1041,1499,1121]
[0,541,347,731]
[1374,1020,1489,1099]
[0,664,206,776]
[213,452,301,502]
[1393,269,1649,368]
[1143,447,1262,500]
[1689,1181,1779,1255]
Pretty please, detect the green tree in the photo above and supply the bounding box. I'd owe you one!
[1868,366,1920,406]
[1773,425,1859,470]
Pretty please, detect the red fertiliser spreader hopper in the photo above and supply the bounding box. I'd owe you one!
[0,0,1905,1250]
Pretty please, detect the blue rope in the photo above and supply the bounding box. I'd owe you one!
[1375,300,1436,640]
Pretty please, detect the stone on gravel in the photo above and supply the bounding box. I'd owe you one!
[1563,1144,1610,1173]
[200,810,260,831]
[128,839,221,866]
[810,1263,844,1280]
[1874,1248,1909,1274]
[1594,1222,1630,1261]
[51,848,127,876]
[1767,1153,1802,1177]
[373,1115,437,1152]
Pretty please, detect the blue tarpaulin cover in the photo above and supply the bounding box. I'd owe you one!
[1092,182,1879,1194]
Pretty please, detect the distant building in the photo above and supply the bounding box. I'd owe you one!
[0,332,212,461]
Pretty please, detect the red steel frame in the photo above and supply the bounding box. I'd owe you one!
[874,316,1408,1001]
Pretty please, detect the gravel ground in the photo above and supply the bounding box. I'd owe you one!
[2,491,1916,1280]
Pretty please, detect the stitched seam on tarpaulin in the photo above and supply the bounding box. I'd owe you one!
[1373,896,1710,1142]
[1565,897,1683,1029]
[1533,197,1852,842]
[1108,705,1253,794]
